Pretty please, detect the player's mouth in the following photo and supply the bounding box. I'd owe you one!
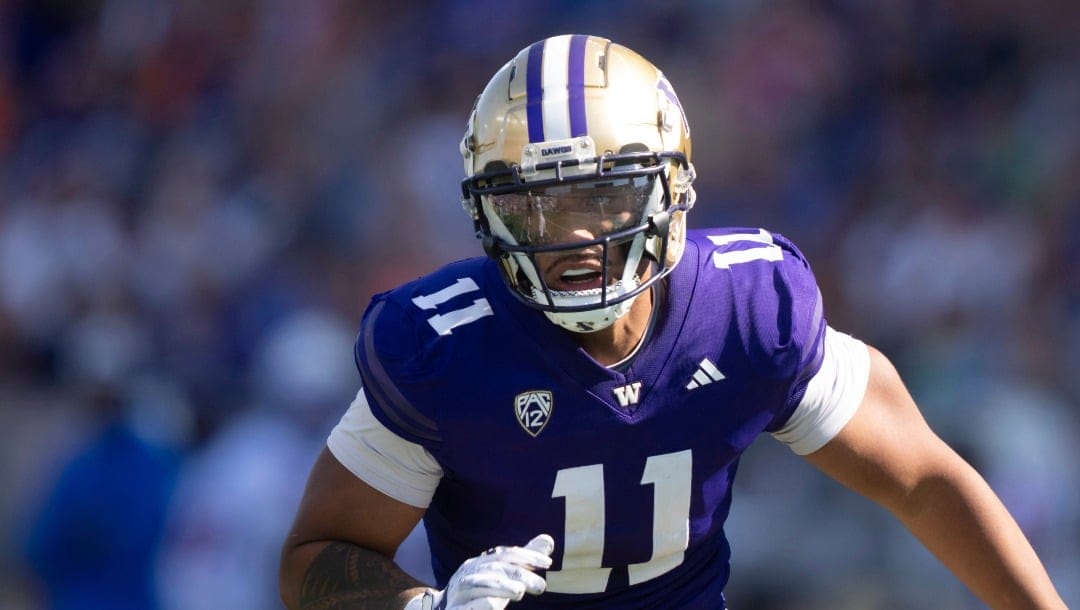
[544,259,609,292]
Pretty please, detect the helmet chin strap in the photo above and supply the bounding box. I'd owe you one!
[540,284,640,333]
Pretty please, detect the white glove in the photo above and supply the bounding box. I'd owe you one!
[406,534,555,610]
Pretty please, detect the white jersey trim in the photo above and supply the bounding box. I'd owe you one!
[327,388,443,508]
[771,326,870,455]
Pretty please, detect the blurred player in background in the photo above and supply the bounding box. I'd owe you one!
[280,35,1065,609]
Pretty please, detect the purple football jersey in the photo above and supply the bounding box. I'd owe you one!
[355,228,826,609]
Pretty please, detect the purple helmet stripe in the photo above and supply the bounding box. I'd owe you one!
[567,34,588,137]
[526,40,545,143]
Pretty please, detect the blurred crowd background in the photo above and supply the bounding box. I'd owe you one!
[0,1,1077,609]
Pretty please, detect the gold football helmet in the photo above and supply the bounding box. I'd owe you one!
[461,34,696,332]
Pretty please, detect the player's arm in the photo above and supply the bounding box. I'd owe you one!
[280,387,555,610]
[802,345,1066,609]
[281,448,554,610]
[280,447,429,609]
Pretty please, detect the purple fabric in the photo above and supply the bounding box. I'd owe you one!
[355,227,827,608]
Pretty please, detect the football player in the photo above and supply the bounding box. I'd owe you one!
[280,35,1066,609]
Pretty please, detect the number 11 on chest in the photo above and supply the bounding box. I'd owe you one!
[545,449,693,594]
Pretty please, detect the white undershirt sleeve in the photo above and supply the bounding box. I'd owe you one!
[327,388,443,508]
[771,326,870,455]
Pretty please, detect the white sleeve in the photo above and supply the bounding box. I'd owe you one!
[771,326,870,455]
[327,388,443,508]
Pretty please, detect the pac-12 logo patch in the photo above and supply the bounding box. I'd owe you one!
[515,390,552,437]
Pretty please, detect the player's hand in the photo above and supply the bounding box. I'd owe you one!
[407,534,555,610]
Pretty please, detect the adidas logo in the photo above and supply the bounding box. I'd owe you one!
[686,358,725,390]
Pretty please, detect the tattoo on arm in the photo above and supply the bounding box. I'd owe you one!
[299,542,423,610]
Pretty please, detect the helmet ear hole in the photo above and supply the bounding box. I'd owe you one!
[483,160,510,173]
[617,142,650,155]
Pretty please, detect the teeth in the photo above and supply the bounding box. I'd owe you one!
[562,268,596,277]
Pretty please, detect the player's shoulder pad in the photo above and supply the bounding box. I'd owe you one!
[688,227,825,377]
[688,227,810,268]
[688,227,817,293]
[354,257,493,444]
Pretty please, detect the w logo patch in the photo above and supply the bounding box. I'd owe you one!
[613,381,643,408]
[515,390,553,437]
